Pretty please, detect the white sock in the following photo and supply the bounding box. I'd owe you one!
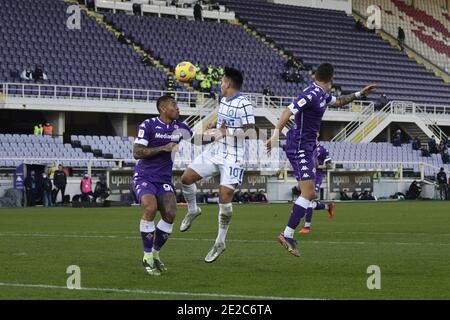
[283,226,295,238]
[156,219,174,233]
[304,222,311,228]
[140,219,155,233]
[215,203,232,244]
[140,219,155,255]
[182,183,198,214]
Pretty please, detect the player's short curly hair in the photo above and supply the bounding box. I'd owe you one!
[224,67,243,90]
[315,63,334,82]
[156,95,175,112]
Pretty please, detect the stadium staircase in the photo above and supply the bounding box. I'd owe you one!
[332,101,448,143]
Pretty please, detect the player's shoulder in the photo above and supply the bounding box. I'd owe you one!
[174,120,191,131]
[236,94,253,108]
[139,118,155,128]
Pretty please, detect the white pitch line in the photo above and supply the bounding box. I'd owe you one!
[0,233,449,246]
[0,282,321,300]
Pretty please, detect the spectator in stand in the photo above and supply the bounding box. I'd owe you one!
[355,19,364,31]
[39,172,53,207]
[392,129,402,147]
[118,32,129,45]
[352,190,360,200]
[165,75,175,96]
[438,140,447,154]
[132,0,142,15]
[436,168,448,200]
[375,93,388,111]
[34,123,43,136]
[33,64,48,82]
[421,145,431,157]
[428,135,438,154]
[20,66,34,81]
[43,122,53,136]
[194,1,203,21]
[397,26,405,50]
[53,164,67,204]
[80,173,94,202]
[412,136,421,150]
[442,149,450,164]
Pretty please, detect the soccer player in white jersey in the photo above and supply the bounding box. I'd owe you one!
[179,67,255,263]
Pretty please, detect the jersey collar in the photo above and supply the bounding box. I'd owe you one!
[225,92,241,102]
[156,116,174,127]
[313,82,325,92]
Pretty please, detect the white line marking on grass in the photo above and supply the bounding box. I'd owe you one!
[0,282,321,300]
[0,233,450,246]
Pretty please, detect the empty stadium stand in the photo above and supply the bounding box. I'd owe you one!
[0,0,168,91]
[103,13,310,96]
[354,0,450,75]
[2,132,448,179]
[220,0,450,105]
[0,133,114,168]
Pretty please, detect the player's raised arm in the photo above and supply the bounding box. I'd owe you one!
[332,84,377,108]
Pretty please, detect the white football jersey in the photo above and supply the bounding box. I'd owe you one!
[211,93,255,163]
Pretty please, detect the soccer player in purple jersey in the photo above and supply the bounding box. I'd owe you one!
[133,95,192,275]
[266,63,376,257]
[299,135,335,234]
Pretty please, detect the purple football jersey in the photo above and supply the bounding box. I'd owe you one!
[316,144,331,176]
[285,82,336,153]
[133,117,192,184]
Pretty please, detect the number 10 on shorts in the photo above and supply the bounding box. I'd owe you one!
[229,167,243,180]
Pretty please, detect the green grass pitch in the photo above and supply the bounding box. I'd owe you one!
[0,202,449,299]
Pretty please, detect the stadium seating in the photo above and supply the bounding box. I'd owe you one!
[71,134,133,160]
[354,0,450,75]
[1,133,449,177]
[219,0,450,105]
[0,0,168,91]
[0,134,114,168]
[103,13,311,96]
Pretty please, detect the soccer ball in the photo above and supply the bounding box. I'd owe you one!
[175,61,196,82]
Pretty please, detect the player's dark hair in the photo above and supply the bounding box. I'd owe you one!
[315,63,334,82]
[156,95,175,112]
[224,67,243,90]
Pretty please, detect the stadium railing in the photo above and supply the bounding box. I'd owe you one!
[93,0,235,21]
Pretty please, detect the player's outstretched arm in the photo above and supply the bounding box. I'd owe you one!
[333,84,377,108]
[133,142,177,160]
[265,108,293,152]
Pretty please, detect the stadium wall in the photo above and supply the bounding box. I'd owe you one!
[271,0,352,14]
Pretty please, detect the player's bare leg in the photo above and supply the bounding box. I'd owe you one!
[152,192,177,272]
[205,185,234,263]
[278,179,316,257]
[139,194,161,276]
[180,168,203,232]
